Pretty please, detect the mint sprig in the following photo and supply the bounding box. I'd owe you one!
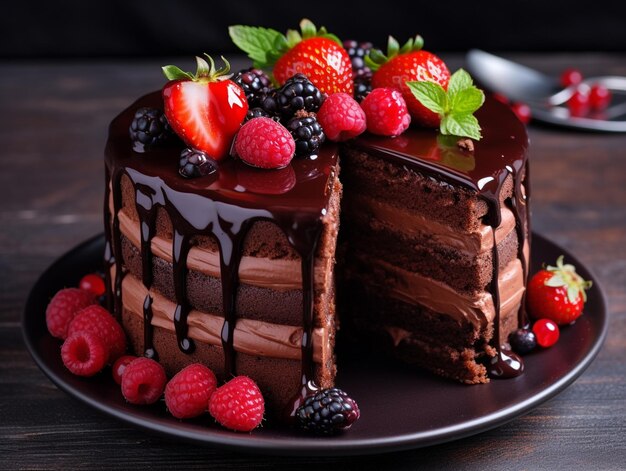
[407,69,485,140]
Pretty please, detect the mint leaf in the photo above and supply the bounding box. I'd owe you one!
[406,81,447,114]
[228,25,282,67]
[450,87,485,114]
[441,114,482,140]
[447,68,473,97]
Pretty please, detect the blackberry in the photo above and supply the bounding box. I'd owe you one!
[343,40,373,78]
[179,148,217,179]
[354,75,372,102]
[129,107,173,150]
[233,68,273,108]
[296,387,360,435]
[275,74,324,118]
[245,107,271,122]
[286,115,325,157]
[509,328,537,355]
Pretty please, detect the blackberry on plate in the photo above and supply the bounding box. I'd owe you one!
[179,148,217,178]
[343,40,373,78]
[276,74,324,118]
[286,115,325,157]
[129,107,173,150]
[233,68,273,108]
[296,387,360,435]
[509,328,537,355]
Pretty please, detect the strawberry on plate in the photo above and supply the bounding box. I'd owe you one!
[162,55,248,161]
[367,36,450,127]
[527,255,593,325]
[229,19,353,95]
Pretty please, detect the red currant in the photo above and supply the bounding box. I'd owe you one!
[567,90,590,117]
[589,84,611,110]
[493,93,509,104]
[79,273,106,297]
[511,102,531,124]
[561,68,583,87]
[532,319,560,348]
[112,355,137,385]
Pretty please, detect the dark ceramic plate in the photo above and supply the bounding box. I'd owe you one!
[23,233,607,456]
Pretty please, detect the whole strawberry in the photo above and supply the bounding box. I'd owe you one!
[527,255,592,325]
[367,35,450,127]
[162,55,248,161]
[230,19,353,95]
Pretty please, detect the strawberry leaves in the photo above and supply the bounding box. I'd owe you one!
[408,68,485,140]
[545,255,593,303]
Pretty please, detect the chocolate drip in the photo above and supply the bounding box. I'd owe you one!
[107,168,126,322]
[172,229,194,353]
[103,166,114,314]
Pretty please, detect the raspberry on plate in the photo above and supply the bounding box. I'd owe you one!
[209,376,264,432]
[67,305,126,363]
[121,357,167,405]
[360,87,411,137]
[317,93,367,142]
[111,355,137,385]
[46,288,97,340]
[234,117,295,169]
[61,331,108,377]
[165,363,218,419]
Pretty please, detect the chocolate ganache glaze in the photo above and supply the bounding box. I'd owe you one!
[105,91,529,411]
[105,92,338,410]
[349,96,530,378]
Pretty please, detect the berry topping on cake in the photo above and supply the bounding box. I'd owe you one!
[360,87,411,136]
[343,40,374,80]
[354,76,372,103]
[67,305,127,363]
[317,93,367,141]
[46,288,97,340]
[78,273,106,297]
[209,376,265,432]
[178,148,217,179]
[532,319,560,348]
[235,117,295,169]
[527,255,592,325]
[232,67,274,108]
[165,363,218,419]
[112,355,137,385]
[229,19,353,95]
[275,73,324,118]
[408,69,485,140]
[162,55,248,161]
[285,115,325,157]
[509,328,537,355]
[61,331,108,377]
[296,387,360,435]
[129,107,173,152]
[367,35,450,127]
[121,357,167,405]
[244,107,272,122]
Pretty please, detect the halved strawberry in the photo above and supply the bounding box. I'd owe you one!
[367,36,450,128]
[162,55,248,161]
[229,19,353,95]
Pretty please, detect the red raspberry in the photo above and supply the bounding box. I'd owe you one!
[316,92,367,142]
[112,355,137,385]
[61,331,108,376]
[235,117,295,169]
[121,357,167,405]
[46,288,97,339]
[360,88,411,136]
[67,305,126,363]
[165,363,218,419]
[209,376,264,432]
[78,273,106,297]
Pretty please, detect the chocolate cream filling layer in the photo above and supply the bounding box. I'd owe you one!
[117,209,331,291]
[120,272,331,363]
[350,254,526,330]
[346,193,517,255]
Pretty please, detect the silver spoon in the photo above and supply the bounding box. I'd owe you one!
[465,49,626,132]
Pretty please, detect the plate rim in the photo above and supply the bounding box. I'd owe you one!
[22,233,609,456]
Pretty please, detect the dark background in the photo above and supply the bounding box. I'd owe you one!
[3,0,626,59]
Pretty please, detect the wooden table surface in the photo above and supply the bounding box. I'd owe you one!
[1,54,625,470]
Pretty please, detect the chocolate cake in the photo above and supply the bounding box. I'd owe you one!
[105,92,528,417]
